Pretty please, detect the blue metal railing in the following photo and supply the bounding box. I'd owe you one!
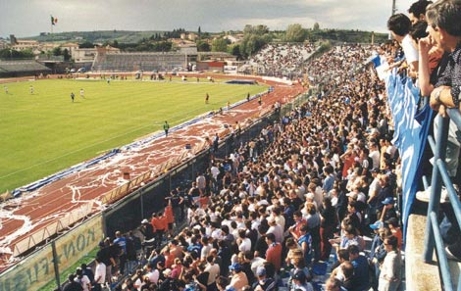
[423,108,461,291]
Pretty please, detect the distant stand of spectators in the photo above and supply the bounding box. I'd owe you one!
[246,43,317,79]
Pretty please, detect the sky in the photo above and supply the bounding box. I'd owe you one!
[0,0,417,38]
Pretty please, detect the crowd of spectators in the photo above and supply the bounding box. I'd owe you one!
[247,43,316,79]
[306,43,378,97]
[75,42,401,291]
[63,0,461,289]
[63,43,405,291]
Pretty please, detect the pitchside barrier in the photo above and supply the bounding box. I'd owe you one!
[0,89,312,290]
[0,214,103,291]
[102,109,279,237]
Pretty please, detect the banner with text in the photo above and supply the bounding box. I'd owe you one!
[0,214,102,291]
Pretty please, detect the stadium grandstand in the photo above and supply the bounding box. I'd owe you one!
[306,44,367,88]
[0,60,51,78]
[92,46,236,73]
[92,52,187,72]
[242,42,317,78]
[2,28,461,291]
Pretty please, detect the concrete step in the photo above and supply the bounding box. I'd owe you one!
[406,213,461,290]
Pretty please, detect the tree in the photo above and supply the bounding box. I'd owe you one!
[241,34,267,59]
[21,49,34,59]
[228,44,242,60]
[313,22,320,31]
[0,49,13,59]
[79,41,94,49]
[254,24,269,35]
[306,30,317,43]
[168,28,185,38]
[243,24,254,35]
[240,24,272,59]
[317,41,332,54]
[196,40,211,52]
[0,49,34,60]
[152,41,172,52]
[285,24,307,42]
[52,47,62,56]
[62,48,71,61]
[211,38,228,52]
[198,26,201,39]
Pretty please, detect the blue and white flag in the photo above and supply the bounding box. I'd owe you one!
[385,70,433,237]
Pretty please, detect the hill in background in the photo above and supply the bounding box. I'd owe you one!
[25,30,167,44]
[21,28,389,46]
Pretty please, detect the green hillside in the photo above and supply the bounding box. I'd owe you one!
[26,30,167,44]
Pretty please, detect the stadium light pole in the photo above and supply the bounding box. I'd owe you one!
[388,0,397,40]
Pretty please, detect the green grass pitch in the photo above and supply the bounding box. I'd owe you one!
[0,77,267,193]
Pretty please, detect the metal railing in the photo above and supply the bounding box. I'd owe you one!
[423,108,461,291]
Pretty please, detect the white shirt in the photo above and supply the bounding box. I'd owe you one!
[275,214,286,231]
[251,219,261,231]
[368,177,381,198]
[386,144,397,160]
[94,262,106,284]
[250,257,267,277]
[331,195,338,207]
[211,166,220,179]
[297,184,306,196]
[238,237,252,252]
[211,228,224,240]
[314,186,324,208]
[356,191,367,203]
[134,277,144,291]
[147,269,159,284]
[369,150,380,170]
[267,224,284,243]
[401,34,419,64]
[257,199,269,206]
[196,175,206,190]
[205,263,221,285]
[247,182,256,196]
[201,244,212,260]
[75,275,91,291]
